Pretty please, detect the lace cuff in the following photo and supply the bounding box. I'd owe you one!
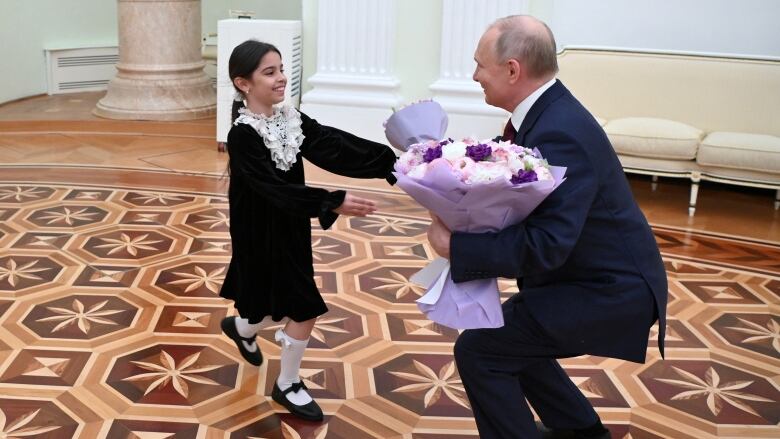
[318,190,346,230]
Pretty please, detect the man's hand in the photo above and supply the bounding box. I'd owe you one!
[334,192,377,217]
[427,213,451,259]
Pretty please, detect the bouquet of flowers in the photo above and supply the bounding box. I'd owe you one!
[385,101,566,329]
[396,138,554,185]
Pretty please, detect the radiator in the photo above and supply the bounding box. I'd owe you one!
[45,47,119,94]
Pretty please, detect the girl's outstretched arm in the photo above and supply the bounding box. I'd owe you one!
[299,112,397,184]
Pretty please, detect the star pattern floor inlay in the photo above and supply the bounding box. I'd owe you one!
[0,165,778,439]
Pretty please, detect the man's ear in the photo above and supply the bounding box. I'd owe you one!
[507,59,523,84]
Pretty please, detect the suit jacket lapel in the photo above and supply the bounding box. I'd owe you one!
[514,79,567,145]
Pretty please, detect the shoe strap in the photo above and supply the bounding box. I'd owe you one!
[237,333,257,343]
[281,380,308,396]
[229,319,258,342]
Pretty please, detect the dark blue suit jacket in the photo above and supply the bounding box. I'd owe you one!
[450,80,667,362]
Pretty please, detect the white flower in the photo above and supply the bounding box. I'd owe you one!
[407,163,428,179]
[534,166,554,181]
[507,157,524,174]
[466,161,512,184]
[516,156,543,172]
[441,141,467,162]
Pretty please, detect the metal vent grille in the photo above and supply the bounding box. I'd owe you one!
[46,47,119,94]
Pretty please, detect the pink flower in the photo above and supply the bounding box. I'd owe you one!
[492,145,511,161]
[510,145,531,155]
[396,151,423,173]
[451,157,477,182]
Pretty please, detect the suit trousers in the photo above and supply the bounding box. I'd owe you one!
[454,293,599,439]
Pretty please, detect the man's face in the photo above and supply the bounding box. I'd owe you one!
[473,28,511,111]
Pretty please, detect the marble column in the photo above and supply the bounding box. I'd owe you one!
[95,0,216,121]
[430,0,528,139]
[301,0,401,142]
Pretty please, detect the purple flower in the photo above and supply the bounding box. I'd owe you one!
[423,145,443,162]
[510,170,538,184]
[466,143,493,162]
[438,137,454,146]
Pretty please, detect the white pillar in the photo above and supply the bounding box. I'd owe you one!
[95,0,216,121]
[301,0,401,142]
[430,0,528,140]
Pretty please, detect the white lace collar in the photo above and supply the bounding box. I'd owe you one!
[234,105,305,171]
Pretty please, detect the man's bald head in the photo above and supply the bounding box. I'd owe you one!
[489,15,558,80]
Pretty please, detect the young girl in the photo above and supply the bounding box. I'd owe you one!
[219,40,397,422]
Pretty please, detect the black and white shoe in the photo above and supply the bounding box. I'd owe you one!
[220,316,263,366]
[536,421,611,439]
[272,381,323,422]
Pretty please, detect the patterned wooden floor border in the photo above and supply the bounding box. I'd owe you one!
[0,165,778,438]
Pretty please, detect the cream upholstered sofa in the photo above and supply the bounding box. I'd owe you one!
[556,48,780,215]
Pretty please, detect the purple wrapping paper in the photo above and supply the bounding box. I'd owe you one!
[393,161,566,330]
[384,101,449,151]
[384,100,567,330]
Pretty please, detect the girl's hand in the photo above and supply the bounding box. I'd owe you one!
[334,193,377,217]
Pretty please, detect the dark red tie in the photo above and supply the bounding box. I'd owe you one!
[502,119,517,142]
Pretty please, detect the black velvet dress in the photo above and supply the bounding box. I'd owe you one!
[219,108,396,323]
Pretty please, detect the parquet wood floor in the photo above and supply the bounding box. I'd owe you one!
[0,94,777,438]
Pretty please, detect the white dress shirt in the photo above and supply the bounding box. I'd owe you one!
[508,77,557,132]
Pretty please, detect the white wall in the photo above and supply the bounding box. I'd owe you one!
[394,0,442,103]
[202,0,302,36]
[0,0,117,104]
[548,0,780,58]
[301,0,318,96]
[301,0,780,111]
[4,1,777,109]
[297,0,780,141]
[0,0,302,106]
[301,0,443,101]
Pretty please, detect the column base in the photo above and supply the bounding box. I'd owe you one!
[95,73,216,121]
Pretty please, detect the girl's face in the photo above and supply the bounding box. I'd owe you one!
[238,51,287,107]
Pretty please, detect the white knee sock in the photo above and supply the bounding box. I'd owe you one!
[275,329,313,406]
[235,316,275,352]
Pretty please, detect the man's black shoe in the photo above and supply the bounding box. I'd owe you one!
[536,421,611,439]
